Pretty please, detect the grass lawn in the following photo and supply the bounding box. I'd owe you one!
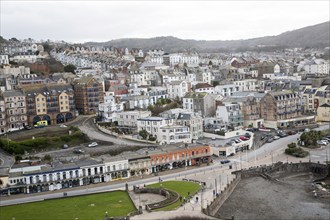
[0,191,136,220]
[147,180,201,211]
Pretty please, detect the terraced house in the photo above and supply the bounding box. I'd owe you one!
[3,144,212,195]
[21,84,75,126]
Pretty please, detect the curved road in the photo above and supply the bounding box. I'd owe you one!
[78,117,154,146]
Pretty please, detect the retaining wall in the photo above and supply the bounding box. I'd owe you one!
[96,124,156,144]
[203,174,241,217]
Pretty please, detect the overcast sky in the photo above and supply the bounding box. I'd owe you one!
[1,0,329,43]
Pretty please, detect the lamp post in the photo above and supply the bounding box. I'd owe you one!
[105,211,108,220]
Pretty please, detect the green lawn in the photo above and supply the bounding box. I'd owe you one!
[0,191,136,220]
[147,180,201,211]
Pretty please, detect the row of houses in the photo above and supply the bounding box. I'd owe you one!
[0,76,105,134]
[0,144,212,195]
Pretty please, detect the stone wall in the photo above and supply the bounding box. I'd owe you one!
[97,124,156,144]
[203,174,241,217]
[235,162,330,180]
[133,187,180,211]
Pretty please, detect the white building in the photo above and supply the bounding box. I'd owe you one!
[148,86,168,103]
[116,110,151,129]
[214,84,240,97]
[137,116,191,144]
[98,93,124,122]
[164,53,199,66]
[159,125,191,144]
[166,81,189,99]
[0,55,9,65]
[304,59,330,75]
[121,95,151,110]
[233,79,260,92]
[216,103,244,129]
[10,52,37,63]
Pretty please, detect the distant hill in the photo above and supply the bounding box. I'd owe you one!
[85,21,330,52]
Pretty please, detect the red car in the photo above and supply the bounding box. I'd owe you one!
[287,130,297,135]
[240,136,250,141]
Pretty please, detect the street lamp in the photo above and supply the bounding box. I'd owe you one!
[105,211,108,220]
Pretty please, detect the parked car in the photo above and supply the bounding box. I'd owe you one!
[287,130,297,135]
[244,133,251,138]
[220,160,230,164]
[273,136,280,140]
[240,136,250,141]
[266,138,274,143]
[261,135,267,140]
[73,149,85,154]
[60,124,67,128]
[235,139,242,143]
[24,125,32,130]
[317,140,327,145]
[88,142,98,147]
[278,132,288,138]
[320,139,329,144]
[322,137,330,141]
[62,144,69,149]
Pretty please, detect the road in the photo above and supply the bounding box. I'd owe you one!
[78,116,154,147]
[0,148,14,168]
[2,124,329,207]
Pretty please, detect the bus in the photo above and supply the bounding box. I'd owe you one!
[34,120,48,128]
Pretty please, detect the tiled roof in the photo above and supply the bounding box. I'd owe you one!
[2,90,25,97]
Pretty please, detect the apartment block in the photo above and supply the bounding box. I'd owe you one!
[74,77,104,114]
[22,84,75,126]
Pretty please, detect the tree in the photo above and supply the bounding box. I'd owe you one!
[212,81,220,87]
[64,64,76,74]
[139,129,149,140]
[15,155,22,162]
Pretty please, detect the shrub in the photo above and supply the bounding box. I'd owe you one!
[149,136,157,141]
[216,130,225,136]
[299,130,322,147]
[15,155,23,162]
[285,142,309,158]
